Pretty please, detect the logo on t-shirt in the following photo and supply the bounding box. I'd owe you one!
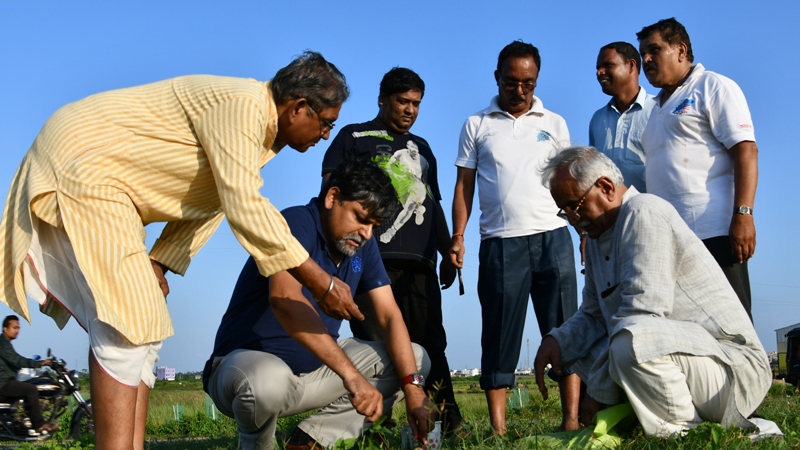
[536,130,552,142]
[351,256,362,273]
[672,99,695,115]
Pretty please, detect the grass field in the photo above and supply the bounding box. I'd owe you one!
[14,376,800,449]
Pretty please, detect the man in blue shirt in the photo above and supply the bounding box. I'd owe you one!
[203,160,434,450]
[589,42,656,193]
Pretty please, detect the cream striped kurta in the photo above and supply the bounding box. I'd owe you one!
[0,75,310,345]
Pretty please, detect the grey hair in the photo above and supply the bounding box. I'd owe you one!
[271,51,350,109]
[541,146,625,190]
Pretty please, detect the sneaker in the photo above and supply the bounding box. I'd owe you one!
[284,428,321,450]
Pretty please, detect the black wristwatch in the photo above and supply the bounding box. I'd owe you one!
[400,372,425,388]
[735,205,753,215]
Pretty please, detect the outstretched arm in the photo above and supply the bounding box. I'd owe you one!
[269,270,382,421]
[369,285,434,442]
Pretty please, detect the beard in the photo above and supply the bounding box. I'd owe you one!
[335,232,365,257]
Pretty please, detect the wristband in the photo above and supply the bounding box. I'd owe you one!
[452,233,464,238]
[314,274,335,302]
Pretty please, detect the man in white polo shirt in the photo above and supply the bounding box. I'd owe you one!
[638,18,758,320]
[450,40,579,435]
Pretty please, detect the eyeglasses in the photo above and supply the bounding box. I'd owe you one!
[556,178,601,222]
[499,76,537,93]
[307,103,336,133]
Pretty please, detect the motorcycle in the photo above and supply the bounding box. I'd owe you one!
[0,349,93,441]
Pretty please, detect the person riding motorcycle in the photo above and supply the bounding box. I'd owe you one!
[0,315,57,434]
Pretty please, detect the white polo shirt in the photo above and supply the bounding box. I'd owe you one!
[456,96,569,240]
[642,64,755,240]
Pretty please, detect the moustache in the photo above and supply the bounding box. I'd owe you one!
[343,232,365,245]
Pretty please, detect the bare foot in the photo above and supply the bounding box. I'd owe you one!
[558,416,581,432]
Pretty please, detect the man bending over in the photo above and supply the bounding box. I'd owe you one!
[204,160,434,450]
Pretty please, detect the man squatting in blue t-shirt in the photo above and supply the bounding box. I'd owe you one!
[203,159,435,450]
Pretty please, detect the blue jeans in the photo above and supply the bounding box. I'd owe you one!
[477,227,577,390]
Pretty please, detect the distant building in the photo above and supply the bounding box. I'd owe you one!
[449,367,481,378]
[515,368,532,376]
[156,366,176,381]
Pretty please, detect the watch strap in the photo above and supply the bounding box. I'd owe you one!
[400,372,425,388]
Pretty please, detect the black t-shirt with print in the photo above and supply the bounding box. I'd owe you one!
[322,119,442,271]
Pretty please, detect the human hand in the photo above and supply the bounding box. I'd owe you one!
[449,236,465,269]
[534,335,563,401]
[579,394,605,427]
[439,257,456,290]
[150,260,170,297]
[729,214,756,263]
[317,278,364,321]
[404,386,433,444]
[41,359,53,367]
[343,375,383,422]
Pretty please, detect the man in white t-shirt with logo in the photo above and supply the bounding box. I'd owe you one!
[638,17,758,320]
[450,40,579,435]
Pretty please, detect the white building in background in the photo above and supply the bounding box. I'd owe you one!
[156,366,176,381]
[450,368,481,378]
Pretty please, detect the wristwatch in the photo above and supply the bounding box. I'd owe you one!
[735,205,754,215]
[400,372,426,388]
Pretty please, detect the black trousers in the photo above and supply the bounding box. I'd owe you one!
[703,236,752,321]
[0,379,45,428]
[350,260,462,424]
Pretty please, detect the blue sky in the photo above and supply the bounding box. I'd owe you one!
[1,1,797,372]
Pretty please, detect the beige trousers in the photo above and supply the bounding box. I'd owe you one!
[206,338,429,450]
[608,331,731,437]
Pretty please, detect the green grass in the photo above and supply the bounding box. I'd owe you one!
[9,377,800,449]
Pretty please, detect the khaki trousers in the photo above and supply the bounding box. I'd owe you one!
[206,338,429,450]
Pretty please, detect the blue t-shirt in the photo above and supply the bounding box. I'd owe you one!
[205,199,390,376]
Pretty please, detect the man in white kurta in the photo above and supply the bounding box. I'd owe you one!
[534,147,772,437]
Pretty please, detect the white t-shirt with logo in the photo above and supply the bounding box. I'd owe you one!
[456,96,570,240]
[642,64,755,240]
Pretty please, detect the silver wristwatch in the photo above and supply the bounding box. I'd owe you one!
[401,372,426,388]
[735,205,753,215]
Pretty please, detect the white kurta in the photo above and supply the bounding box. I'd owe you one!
[550,188,769,429]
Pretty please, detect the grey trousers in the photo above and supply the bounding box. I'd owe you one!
[206,338,429,450]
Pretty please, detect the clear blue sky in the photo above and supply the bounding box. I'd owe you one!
[1,1,797,372]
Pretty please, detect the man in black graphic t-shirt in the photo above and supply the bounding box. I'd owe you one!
[322,67,462,433]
